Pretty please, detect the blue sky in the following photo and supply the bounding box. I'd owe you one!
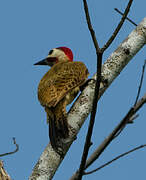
[0,0,145,180]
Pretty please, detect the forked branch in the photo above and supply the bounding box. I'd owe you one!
[76,0,133,179]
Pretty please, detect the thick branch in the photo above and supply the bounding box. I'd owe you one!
[29,18,146,180]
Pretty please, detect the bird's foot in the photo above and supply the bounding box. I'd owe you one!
[80,76,108,91]
[100,76,108,87]
[55,146,65,157]
[51,140,66,157]
[54,137,77,157]
[80,79,95,91]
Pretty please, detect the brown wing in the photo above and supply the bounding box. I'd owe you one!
[38,61,89,107]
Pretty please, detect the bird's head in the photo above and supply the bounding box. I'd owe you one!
[34,47,73,67]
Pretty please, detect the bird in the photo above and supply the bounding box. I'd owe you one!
[34,47,89,151]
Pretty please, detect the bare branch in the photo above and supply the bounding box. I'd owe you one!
[101,0,133,52]
[128,114,139,123]
[74,1,134,179]
[114,8,137,26]
[77,0,103,178]
[133,93,146,112]
[113,125,126,139]
[70,94,146,179]
[114,60,146,138]
[77,52,103,180]
[83,0,100,52]
[84,144,146,175]
[29,17,146,180]
[0,138,19,157]
[0,161,11,180]
[84,94,146,169]
[134,60,146,105]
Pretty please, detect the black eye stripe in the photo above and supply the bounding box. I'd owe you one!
[49,50,53,55]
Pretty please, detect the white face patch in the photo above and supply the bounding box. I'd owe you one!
[47,48,69,62]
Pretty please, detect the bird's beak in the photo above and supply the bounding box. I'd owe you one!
[34,57,57,66]
[34,58,48,65]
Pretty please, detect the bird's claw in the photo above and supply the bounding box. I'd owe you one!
[80,76,108,91]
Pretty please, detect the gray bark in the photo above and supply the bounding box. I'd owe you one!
[29,17,146,180]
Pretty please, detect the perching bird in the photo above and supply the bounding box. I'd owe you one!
[34,47,89,151]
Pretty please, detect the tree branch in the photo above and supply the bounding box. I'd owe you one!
[0,138,19,157]
[84,93,146,169]
[101,0,133,52]
[29,18,146,180]
[83,0,100,51]
[77,0,103,179]
[77,52,103,180]
[134,60,146,105]
[84,144,146,175]
[0,160,11,180]
[70,94,146,179]
[113,59,146,138]
[114,8,137,26]
[76,1,134,179]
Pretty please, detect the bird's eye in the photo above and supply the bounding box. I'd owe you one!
[49,50,53,55]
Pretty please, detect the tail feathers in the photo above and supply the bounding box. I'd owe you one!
[48,116,57,150]
[56,113,69,138]
[47,109,69,150]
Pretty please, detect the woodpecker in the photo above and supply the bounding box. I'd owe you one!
[34,47,89,151]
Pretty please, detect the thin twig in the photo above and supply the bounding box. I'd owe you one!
[133,93,146,112]
[83,0,100,52]
[113,113,139,138]
[114,8,137,26]
[70,93,146,179]
[134,60,146,106]
[113,60,146,138]
[128,114,139,123]
[84,94,146,169]
[113,125,126,139]
[101,0,133,52]
[84,144,146,175]
[113,113,140,137]
[0,138,19,157]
